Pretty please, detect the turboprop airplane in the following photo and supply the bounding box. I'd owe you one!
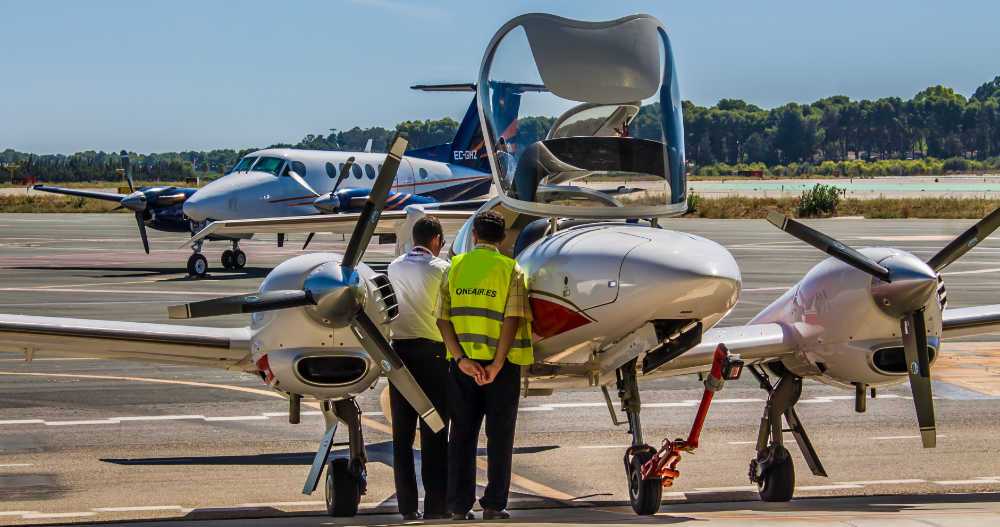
[176,93,496,277]
[5,13,1000,518]
[32,151,196,254]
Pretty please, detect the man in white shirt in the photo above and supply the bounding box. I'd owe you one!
[386,216,451,520]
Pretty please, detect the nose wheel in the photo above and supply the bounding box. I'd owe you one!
[186,253,208,277]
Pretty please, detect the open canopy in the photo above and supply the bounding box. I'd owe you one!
[476,13,687,219]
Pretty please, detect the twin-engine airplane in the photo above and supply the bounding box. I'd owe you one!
[5,13,1000,518]
[33,94,496,277]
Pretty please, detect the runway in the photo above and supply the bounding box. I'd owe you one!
[1,213,1000,525]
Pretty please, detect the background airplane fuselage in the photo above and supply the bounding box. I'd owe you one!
[183,148,492,222]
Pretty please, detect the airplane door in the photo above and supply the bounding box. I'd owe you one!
[394,159,416,194]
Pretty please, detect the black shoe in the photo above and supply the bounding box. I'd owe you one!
[401,512,422,521]
[424,512,450,520]
[451,511,475,520]
[482,509,510,520]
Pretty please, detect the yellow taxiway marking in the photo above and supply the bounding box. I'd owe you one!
[935,342,1000,396]
[0,370,574,502]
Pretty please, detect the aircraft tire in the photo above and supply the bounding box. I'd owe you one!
[326,458,361,517]
[221,250,235,270]
[233,249,247,270]
[756,445,794,502]
[627,449,662,515]
[187,253,208,278]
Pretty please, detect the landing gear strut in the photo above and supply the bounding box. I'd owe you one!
[303,399,367,517]
[617,358,662,515]
[747,365,827,502]
[186,240,208,278]
[221,240,246,271]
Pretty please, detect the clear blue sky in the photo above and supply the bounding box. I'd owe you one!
[2,0,998,154]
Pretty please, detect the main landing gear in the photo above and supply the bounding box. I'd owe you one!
[616,345,743,516]
[220,240,246,271]
[747,364,827,502]
[302,399,367,517]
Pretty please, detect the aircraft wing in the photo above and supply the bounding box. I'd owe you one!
[942,305,1000,338]
[650,323,796,377]
[0,314,253,370]
[183,207,477,247]
[33,184,125,202]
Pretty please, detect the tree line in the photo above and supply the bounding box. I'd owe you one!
[4,75,1000,183]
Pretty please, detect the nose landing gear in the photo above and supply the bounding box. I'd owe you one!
[616,345,742,516]
[186,240,208,278]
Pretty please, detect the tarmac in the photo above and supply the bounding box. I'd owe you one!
[1,213,1000,526]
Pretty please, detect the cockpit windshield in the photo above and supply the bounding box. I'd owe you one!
[229,156,258,174]
[477,14,686,219]
[250,156,285,176]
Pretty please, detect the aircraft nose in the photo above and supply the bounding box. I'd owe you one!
[183,182,229,222]
[619,231,741,324]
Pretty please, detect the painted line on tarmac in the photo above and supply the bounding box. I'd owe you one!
[0,370,574,503]
[0,410,386,427]
[521,394,904,412]
[0,287,224,296]
[943,267,1000,276]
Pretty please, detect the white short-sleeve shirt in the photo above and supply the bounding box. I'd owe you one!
[387,246,450,341]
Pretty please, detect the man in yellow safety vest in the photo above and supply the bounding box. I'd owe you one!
[436,210,533,521]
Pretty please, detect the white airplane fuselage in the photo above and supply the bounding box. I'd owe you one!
[183,148,492,223]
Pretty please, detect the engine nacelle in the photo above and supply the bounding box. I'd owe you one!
[247,252,396,400]
[751,248,943,389]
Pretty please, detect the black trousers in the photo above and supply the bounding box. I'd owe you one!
[446,358,521,513]
[389,338,450,515]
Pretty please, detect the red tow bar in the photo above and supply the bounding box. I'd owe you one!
[640,344,743,487]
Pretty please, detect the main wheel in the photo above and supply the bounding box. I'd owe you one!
[233,249,247,269]
[220,250,235,270]
[627,449,662,515]
[756,445,795,502]
[326,458,361,517]
[186,253,208,277]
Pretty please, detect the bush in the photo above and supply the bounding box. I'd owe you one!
[686,190,701,214]
[797,183,840,217]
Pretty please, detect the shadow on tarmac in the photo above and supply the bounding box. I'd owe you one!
[9,265,272,280]
[101,442,559,467]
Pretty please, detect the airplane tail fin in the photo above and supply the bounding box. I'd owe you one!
[406,82,540,173]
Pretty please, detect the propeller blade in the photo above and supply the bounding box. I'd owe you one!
[302,232,316,250]
[926,206,1000,272]
[134,211,150,254]
[120,150,134,192]
[766,212,892,283]
[900,310,936,448]
[168,290,315,319]
[332,157,356,192]
[351,310,444,432]
[287,169,319,197]
[341,135,407,269]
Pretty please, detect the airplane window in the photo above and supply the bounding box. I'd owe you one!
[352,164,363,179]
[291,161,307,177]
[229,156,257,173]
[253,156,285,176]
[325,162,337,179]
[419,168,429,179]
[364,164,376,180]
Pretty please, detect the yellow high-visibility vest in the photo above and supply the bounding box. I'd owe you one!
[448,248,533,365]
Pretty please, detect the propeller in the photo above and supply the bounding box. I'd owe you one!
[764,210,1000,448]
[166,135,444,431]
[115,153,151,254]
[926,206,1000,272]
[302,157,357,250]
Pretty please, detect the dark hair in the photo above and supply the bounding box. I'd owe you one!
[473,211,506,244]
[412,216,443,247]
